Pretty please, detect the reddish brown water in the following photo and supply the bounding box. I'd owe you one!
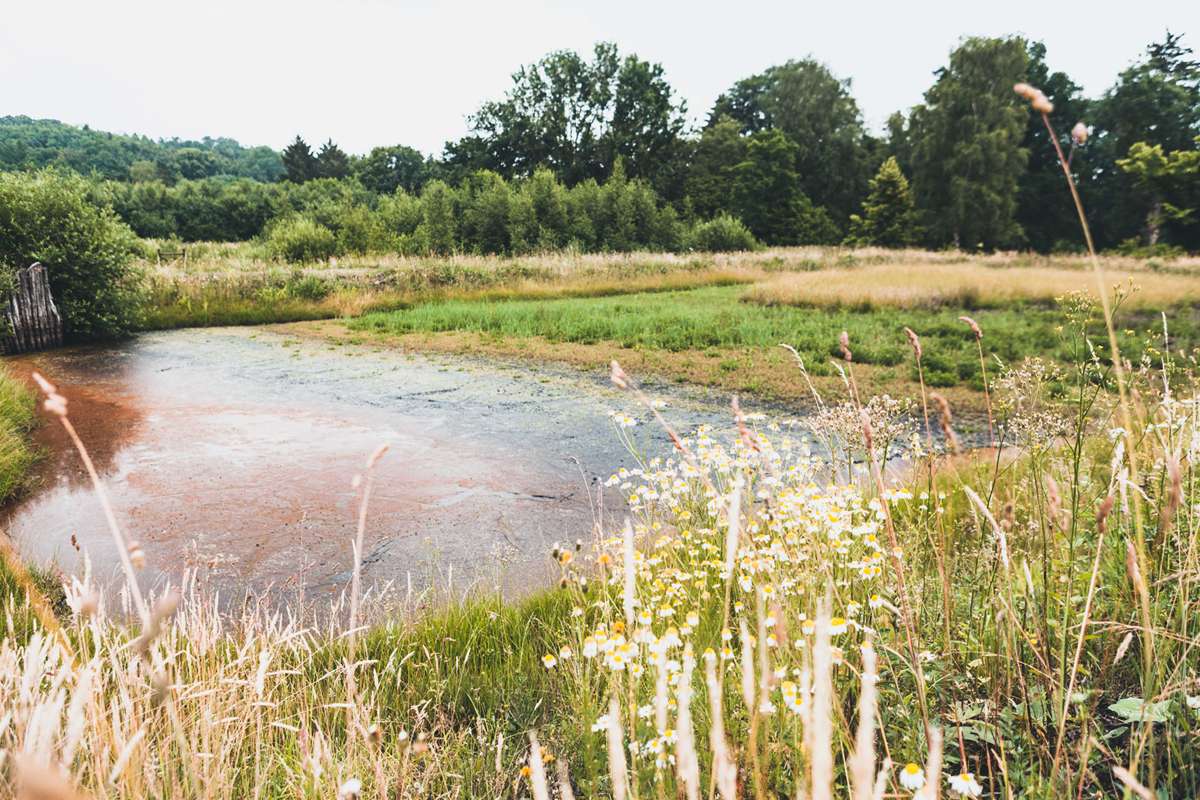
[2,328,736,602]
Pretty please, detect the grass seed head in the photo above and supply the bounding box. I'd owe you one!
[904,326,922,360]
[958,315,983,340]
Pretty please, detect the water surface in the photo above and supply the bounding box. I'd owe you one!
[2,328,756,601]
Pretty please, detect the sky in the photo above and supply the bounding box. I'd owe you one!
[2,0,1197,156]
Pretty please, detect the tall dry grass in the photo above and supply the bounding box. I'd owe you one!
[745,261,1200,310]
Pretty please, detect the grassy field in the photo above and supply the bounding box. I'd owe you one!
[347,282,1200,408]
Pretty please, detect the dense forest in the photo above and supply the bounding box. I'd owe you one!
[3,32,1198,255]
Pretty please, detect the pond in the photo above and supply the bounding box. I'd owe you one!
[2,327,769,604]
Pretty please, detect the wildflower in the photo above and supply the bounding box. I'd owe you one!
[582,636,598,658]
[1071,121,1088,145]
[338,778,362,800]
[869,594,883,609]
[899,762,926,791]
[828,617,848,635]
[542,654,558,669]
[591,714,611,733]
[558,645,573,660]
[949,772,983,797]
[128,541,146,570]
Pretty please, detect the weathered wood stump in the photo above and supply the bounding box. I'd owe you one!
[3,263,64,355]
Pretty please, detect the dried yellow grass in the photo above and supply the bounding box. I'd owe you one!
[744,260,1200,310]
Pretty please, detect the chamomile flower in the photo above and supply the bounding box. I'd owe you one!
[948,772,983,797]
[542,654,557,669]
[899,763,925,791]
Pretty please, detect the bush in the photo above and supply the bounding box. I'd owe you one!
[685,215,758,252]
[0,170,142,338]
[264,216,339,263]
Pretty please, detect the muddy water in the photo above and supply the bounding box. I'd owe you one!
[2,328,761,602]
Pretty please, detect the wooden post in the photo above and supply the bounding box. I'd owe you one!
[3,263,64,354]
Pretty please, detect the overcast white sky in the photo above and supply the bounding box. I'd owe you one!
[2,0,1196,156]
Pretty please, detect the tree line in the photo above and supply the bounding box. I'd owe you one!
[3,33,1199,254]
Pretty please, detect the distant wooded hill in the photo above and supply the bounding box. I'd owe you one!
[0,116,285,183]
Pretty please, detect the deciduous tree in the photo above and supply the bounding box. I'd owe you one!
[906,36,1029,250]
[731,129,836,245]
[445,43,686,195]
[711,59,874,225]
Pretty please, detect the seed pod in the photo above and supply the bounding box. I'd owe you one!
[904,327,922,360]
[1096,493,1115,534]
[1032,92,1054,114]
[610,360,629,390]
[1012,82,1037,100]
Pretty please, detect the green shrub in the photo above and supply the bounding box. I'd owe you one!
[264,216,339,263]
[285,271,331,301]
[0,170,143,339]
[686,215,759,252]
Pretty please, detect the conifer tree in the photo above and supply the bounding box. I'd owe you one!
[845,157,921,247]
[281,136,318,183]
[316,139,351,180]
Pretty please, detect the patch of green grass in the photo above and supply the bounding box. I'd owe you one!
[0,365,36,504]
[353,285,1200,386]
[142,299,336,329]
[0,555,68,645]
